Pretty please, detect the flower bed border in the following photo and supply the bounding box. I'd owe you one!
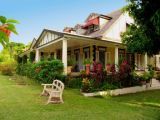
[82,85,160,97]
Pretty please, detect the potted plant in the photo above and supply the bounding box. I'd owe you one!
[83,58,92,75]
[140,76,146,86]
[141,72,153,88]
[106,62,111,72]
[81,78,92,93]
[67,58,75,74]
[96,61,103,72]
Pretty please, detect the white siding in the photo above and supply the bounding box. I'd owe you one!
[103,13,134,43]
[99,18,108,29]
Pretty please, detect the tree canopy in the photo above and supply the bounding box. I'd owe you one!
[0,42,25,63]
[122,0,160,56]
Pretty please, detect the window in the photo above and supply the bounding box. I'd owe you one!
[106,52,110,63]
[126,53,132,65]
[88,25,99,33]
[67,51,71,60]
[74,49,80,62]
[50,52,54,59]
[83,47,90,59]
[118,49,125,64]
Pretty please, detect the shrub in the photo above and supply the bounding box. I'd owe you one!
[33,60,63,83]
[119,61,132,87]
[29,52,35,63]
[22,55,27,64]
[141,72,153,83]
[101,82,119,90]
[16,56,22,64]
[81,78,92,93]
[67,77,82,88]
[0,61,16,76]
[16,63,33,76]
[1,66,13,76]
[80,60,143,93]
[16,60,64,83]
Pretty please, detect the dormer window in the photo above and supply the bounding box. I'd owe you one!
[88,24,99,33]
[83,17,100,34]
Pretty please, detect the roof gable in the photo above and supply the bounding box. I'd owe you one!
[33,29,63,48]
[88,9,123,37]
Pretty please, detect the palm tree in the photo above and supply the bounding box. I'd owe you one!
[0,16,19,48]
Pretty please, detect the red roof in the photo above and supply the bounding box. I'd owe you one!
[83,17,99,28]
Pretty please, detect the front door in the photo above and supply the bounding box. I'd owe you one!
[99,51,106,67]
[98,47,106,68]
[74,49,80,72]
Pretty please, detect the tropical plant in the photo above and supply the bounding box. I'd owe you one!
[0,16,19,48]
[81,78,92,93]
[67,58,76,66]
[83,58,92,65]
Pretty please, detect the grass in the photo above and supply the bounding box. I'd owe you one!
[0,74,160,120]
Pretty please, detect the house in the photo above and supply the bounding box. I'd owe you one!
[22,9,160,74]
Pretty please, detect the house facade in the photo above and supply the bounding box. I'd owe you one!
[22,9,160,74]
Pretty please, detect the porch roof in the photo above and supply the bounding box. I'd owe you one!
[33,29,124,51]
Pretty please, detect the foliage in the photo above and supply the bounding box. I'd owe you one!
[121,24,150,54]
[16,56,23,63]
[0,42,25,65]
[16,60,64,83]
[22,55,27,64]
[0,16,19,48]
[142,72,152,82]
[0,62,16,76]
[0,48,12,62]
[101,82,119,90]
[29,52,35,63]
[1,66,13,76]
[67,58,76,66]
[141,72,153,83]
[83,58,92,65]
[67,77,82,88]
[81,61,142,92]
[8,42,25,57]
[119,61,132,87]
[122,0,160,55]
[16,63,33,76]
[81,78,92,92]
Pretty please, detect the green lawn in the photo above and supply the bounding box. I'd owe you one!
[0,74,160,120]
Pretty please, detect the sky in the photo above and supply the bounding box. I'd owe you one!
[0,0,127,50]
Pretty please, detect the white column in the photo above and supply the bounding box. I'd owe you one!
[144,53,148,71]
[54,50,57,59]
[62,39,67,74]
[115,46,119,71]
[135,53,137,70]
[115,46,119,65]
[35,49,40,62]
[138,54,140,69]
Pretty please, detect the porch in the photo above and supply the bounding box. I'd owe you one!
[34,29,149,74]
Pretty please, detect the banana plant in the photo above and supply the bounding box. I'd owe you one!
[0,16,19,48]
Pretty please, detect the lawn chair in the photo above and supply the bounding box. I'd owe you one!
[41,80,64,104]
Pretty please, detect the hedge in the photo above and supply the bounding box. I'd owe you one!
[16,60,64,83]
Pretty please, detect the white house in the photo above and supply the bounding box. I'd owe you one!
[21,9,160,74]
